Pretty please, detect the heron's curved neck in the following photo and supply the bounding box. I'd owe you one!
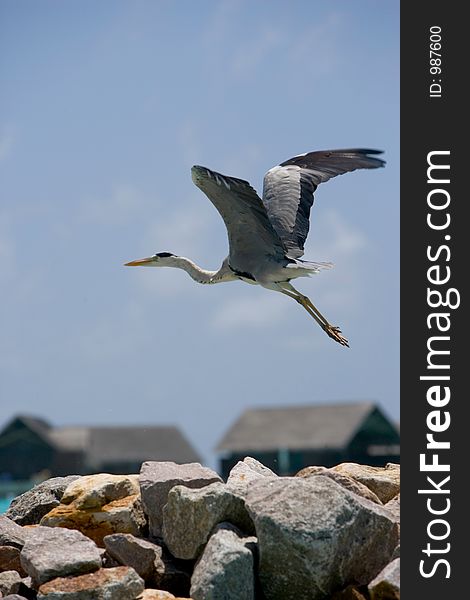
[165,256,234,284]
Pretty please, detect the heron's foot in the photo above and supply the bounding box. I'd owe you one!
[325,325,349,348]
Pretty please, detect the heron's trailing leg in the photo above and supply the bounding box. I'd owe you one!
[277,283,349,347]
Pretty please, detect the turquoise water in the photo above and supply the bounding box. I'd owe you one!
[0,497,13,514]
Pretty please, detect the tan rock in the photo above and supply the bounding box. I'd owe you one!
[296,466,382,504]
[332,463,400,503]
[138,592,193,600]
[61,474,140,509]
[139,591,175,599]
[37,566,144,599]
[40,474,147,546]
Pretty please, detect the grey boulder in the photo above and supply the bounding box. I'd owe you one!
[226,457,277,493]
[0,517,28,550]
[20,526,101,586]
[190,524,257,600]
[139,461,222,538]
[245,476,399,600]
[162,482,254,560]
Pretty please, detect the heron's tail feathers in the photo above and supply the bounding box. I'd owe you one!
[305,260,334,272]
[289,259,334,274]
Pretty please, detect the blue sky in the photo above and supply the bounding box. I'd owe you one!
[0,0,399,468]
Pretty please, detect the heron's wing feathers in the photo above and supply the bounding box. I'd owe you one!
[191,166,286,273]
[262,148,385,259]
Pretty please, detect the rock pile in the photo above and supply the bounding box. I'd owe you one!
[0,458,400,600]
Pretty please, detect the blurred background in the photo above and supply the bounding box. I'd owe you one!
[0,0,399,486]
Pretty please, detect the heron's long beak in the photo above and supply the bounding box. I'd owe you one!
[124,256,155,267]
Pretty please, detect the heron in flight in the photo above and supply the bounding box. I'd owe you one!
[125,148,384,347]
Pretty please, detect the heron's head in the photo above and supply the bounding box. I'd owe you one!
[124,252,176,267]
[191,165,207,184]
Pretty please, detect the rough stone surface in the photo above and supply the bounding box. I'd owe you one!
[6,477,80,526]
[332,463,400,504]
[103,533,191,595]
[103,533,163,583]
[2,595,30,600]
[37,566,145,600]
[226,457,277,493]
[163,482,254,560]
[245,476,398,600]
[0,571,21,596]
[61,474,140,509]
[139,591,175,600]
[40,474,147,546]
[0,546,27,576]
[0,518,27,550]
[20,526,102,586]
[139,462,222,539]
[190,524,256,600]
[2,461,399,600]
[295,466,382,504]
[138,591,193,599]
[368,558,400,600]
[384,494,400,527]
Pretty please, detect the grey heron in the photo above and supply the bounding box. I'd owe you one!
[125,148,384,347]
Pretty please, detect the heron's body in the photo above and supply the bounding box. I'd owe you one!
[125,149,385,346]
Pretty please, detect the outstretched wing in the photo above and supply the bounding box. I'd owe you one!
[262,148,385,259]
[191,165,286,274]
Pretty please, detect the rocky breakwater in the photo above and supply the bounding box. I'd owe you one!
[0,458,400,600]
